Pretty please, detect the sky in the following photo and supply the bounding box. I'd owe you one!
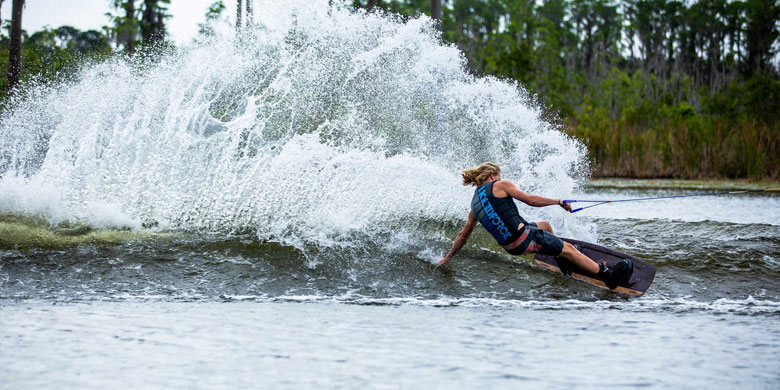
[0,0,241,44]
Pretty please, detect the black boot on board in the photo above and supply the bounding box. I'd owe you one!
[598,259,633,290]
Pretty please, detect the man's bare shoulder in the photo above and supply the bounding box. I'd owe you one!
[494,180,518,190]
[492,180,513,197]
[495,180,530,200]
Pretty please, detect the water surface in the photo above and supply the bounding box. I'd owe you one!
[2,301,778,389]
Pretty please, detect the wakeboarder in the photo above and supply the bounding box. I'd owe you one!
[437,162,633,290]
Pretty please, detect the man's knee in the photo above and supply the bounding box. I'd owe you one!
[558,241,577,259]
[537,220,553,233]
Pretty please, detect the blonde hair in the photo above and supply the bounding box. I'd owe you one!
[462,162,500,186]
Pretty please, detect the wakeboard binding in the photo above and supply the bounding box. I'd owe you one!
[598,259,634,290]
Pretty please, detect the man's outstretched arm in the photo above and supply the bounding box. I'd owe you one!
[498,180,572,212]
[437,211,478,267]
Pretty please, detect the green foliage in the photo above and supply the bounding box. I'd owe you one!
[351,0,780,179]
[0,25,113,100]
[206,1,227,20]
[3,1,779,179]
[198,1,227,36]
[106,0,172,52]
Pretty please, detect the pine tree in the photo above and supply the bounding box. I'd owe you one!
[6,0,25,91]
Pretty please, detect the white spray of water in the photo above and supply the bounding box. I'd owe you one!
[0,1,590,249]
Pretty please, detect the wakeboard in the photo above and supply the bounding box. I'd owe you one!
[533,238,655,296]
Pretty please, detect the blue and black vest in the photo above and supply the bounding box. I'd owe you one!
[471,181,528,246]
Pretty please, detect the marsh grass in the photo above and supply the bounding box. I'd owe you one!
[568,117,779,180]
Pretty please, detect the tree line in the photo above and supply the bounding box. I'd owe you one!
[1,1,778,178]
[107,0,171,55]
[356,0,780,179]
[0,1,254,92]
[1,0,173,92]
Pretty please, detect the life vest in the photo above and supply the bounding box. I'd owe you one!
[470,181,527,246]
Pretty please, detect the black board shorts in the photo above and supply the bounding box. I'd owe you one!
[506,222,565,257]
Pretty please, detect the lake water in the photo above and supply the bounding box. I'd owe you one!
[2,300,778,389]
[2,186,779,389]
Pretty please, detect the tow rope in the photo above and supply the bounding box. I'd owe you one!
[563,188,780,213]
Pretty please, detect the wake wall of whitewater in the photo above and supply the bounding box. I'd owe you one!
[0,1,589,252]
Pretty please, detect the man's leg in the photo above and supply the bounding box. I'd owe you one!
[534,228,633,289]
[529,225,598,274]
[558,241,599,274]
[533,221,595,272]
